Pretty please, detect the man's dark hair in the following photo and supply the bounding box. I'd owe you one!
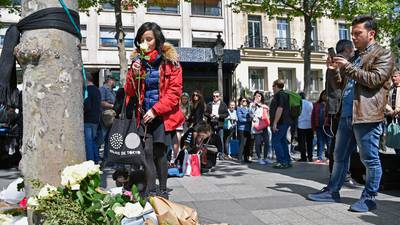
[299,92,306,100]
[194,121,211,133]
[273,79,285,89]
[86,72,94,83]
[336,39,353,54]
[351,15,378,36]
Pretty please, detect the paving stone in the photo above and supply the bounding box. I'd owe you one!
[167,177,184,187]
[193,200,265,225]
[168,187,195,202]
[218,183,272,199]
[191,191,234,201]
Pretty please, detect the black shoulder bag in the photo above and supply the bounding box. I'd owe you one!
[108,94,144,166]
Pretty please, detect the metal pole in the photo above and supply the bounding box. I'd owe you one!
[218,57,223,98]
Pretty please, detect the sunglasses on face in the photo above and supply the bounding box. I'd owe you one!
[213,95,220,98]
[193,94,199,97]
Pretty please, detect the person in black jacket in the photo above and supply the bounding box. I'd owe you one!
[204,90,228,159]
[178,121,221,171]
[188,90,205,128]
[84,73,102,164]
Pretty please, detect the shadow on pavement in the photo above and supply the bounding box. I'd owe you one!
[268,182,400,225]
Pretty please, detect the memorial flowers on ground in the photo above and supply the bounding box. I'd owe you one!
[25,161,148,225]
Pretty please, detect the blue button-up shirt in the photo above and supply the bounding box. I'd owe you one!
[340,44,375,118]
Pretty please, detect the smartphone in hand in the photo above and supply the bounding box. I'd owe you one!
[328,47,336,58]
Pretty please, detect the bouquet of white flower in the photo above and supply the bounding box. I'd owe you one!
[26,161,149,225]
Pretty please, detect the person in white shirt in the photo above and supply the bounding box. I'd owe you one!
[205,90,228,159]
[250,91,270,165]
[224,101,238,159]
[297,92,314,162]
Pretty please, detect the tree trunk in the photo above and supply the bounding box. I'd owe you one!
[303,15,312,96]
[115,0,127,85]
[17,0,85,197]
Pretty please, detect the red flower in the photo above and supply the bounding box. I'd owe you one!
[19,197,27,209]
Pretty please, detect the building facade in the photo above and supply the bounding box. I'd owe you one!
[232,11,351,101]
[0,1,352,102]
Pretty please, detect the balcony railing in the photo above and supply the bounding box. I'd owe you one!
[243,35,271,48]
[310,40,325,52]
[274,38,299,50]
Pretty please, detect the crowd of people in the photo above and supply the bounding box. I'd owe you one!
[81,15,400,213]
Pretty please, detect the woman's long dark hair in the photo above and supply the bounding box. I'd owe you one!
[317,90,327,103]
[134,22,165,53]
[253,90,265,103]
[191,90,205,110]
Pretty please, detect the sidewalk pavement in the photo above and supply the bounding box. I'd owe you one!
[2,158,399,225]
[100,158,400,225]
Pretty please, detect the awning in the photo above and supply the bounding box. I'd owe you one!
[177,47,240,65]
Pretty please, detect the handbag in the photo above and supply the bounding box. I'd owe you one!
[189,153,201,176]
[253,107,270,131]
[101,109,116,129]
[386,118,400,149]
[108,95,144,165]
[223,119,232,130]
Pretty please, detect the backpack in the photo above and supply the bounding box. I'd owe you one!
[284,91,302,119]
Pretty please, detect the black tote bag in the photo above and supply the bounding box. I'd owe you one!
[107,96,144,165]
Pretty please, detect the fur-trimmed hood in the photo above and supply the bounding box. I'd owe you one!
[130,42,179,65]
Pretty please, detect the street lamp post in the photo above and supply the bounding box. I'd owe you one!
[214,33,225,97]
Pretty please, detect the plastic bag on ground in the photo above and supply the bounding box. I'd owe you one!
[0,178,24,204]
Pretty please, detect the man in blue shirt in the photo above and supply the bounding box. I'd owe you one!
[307,15,394,213]
[99,75,117,165]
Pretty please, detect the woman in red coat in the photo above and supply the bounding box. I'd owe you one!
[125,22,184,198]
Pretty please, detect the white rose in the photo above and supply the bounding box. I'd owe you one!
[27,197,39,208]
[114,206,125,216]
[81,161,100,176]
[37,184,57,199]
[61,165,81,186]
[123,202,143,218]
[0,213,13,224]
[139,41,149,53]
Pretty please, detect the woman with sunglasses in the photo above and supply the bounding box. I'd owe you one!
[236,96,252,163]
[188,90,205,128]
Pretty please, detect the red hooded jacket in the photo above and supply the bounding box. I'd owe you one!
[124,43,185,131]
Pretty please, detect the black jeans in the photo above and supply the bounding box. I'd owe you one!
[144,137,168,194]
[328,116,339,173]
[297,128,314,160]
[237,130,251,161]
[254,130,269,159]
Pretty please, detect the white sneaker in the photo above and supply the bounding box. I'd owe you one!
[258,159,266,165]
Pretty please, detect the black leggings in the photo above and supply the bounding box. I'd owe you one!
[237,130,251,160]
[144,137,168,194]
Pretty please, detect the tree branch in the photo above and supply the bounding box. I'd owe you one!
[280,1,304,14]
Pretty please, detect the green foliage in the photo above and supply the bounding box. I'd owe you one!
[229,0,337,20]
[17,179,24,192]
[78,0,146,12]
[30,171,145,225]
[333,0,400,52]
[34,192,93,225]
